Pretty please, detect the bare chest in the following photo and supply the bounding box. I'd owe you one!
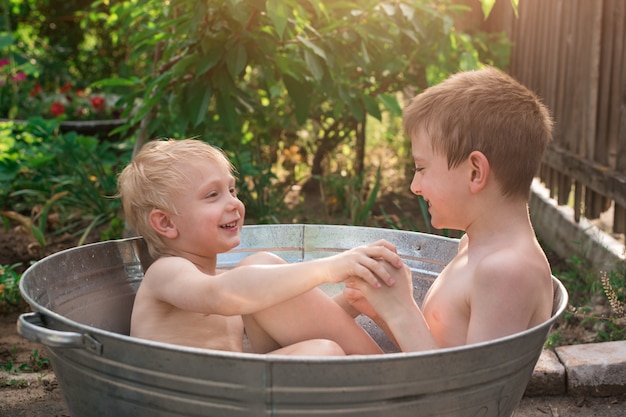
[422,261,473,347]
[133,302,245,352]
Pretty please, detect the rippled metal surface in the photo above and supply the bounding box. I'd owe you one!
[18,224,567,417]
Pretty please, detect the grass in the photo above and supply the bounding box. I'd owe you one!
[545,248,626,347]
[0,263,23,313]
[1,346,50,385]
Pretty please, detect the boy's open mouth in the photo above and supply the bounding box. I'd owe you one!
[220,221,238,229]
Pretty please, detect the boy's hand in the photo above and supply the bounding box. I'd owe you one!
[343,285,380,321]
[330,240,404,288]
[367,239,399,254]
[344,262,414,320]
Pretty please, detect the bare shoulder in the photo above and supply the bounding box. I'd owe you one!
[145,256,195,278]
[474,242,550,288]
[472,241,553,319]
[462,238,554,341]
[140,256,198,296]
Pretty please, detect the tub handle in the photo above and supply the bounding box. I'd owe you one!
[17,312,103,354]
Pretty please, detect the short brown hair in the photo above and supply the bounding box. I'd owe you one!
[117,139,235,258]
[403,67,553,199]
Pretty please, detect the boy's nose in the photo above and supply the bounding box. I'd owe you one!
[410,176,421,195]
[227,194,242,208]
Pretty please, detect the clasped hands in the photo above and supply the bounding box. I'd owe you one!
[343,239,414,322]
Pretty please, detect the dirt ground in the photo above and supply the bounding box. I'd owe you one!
[0,311,68,417]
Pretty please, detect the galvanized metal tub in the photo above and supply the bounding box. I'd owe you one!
[18,224,568,417]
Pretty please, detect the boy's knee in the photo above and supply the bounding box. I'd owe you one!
[238,251,286,267]
[311,339,346,356]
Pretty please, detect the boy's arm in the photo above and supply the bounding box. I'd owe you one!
[145,243,403,317]
[338,288,401,349]
[345,264,439,352]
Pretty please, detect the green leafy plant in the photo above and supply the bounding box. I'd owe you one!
[0,262,22,311]
[543,332,563,349]
[98,0,509,188]
[1,191,68,247]
[348,167,382,227]
[547,253,626,346]
[314,166,382,226]
[27,349,50,372]
[601,269,625,318]
[0,118,130,244]
[1,346,49,383]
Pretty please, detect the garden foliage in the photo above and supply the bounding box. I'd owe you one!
[0,0,510,230]
[97,0,510,220]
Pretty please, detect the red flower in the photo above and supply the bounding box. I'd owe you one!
[0,58,9,68]
[29,83,42,97]
[90,96,105,111]
[50,102,66,117]
[59,82,73,93]
[13,72,26,82]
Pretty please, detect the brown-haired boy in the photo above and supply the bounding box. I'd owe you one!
[345,67,555,351]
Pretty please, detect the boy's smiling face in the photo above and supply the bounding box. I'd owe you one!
[409,129,470,231]
[168,159,245,257]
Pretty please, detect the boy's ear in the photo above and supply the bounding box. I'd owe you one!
[468,150,490,193]
[149,209,178,239]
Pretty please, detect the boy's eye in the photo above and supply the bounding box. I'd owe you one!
[230,187,238,196]
[414,167,424,173]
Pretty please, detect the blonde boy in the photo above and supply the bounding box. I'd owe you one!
[345,67,555,351]
[118,139,404,356]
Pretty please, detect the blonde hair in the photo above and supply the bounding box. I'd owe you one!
[117,139,235,258]
[403,67,553,199]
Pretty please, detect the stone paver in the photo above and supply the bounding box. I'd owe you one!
[556,341,626,396]
[525,349,566,396]
[525,341,626,397]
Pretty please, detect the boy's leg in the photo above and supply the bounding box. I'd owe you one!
[247,287,383,354]
[270,339,346,356]
[238,252,383,355]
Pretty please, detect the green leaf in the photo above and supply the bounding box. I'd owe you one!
[378,93,402,117]
[480,0,496,19]
[511,0,519,17]
[304,50,324,81]
[91,77,141,88]
[171,55,197,77]
[267,0,289,39]
[459,51,479,71]
[297,36,327,60]
[283,75,311,125]
[362,94,381,121]
[197,47,223,76]
[186,83,212,127]
[336,86,364,121]
[215,91,237,132]
[30,225,46,248]
[0,33,14,49]
[360,40,370,64]
[226,44,248,79]
[130,95,160,125]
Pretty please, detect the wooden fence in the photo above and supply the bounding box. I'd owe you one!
[483,0,626,236]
